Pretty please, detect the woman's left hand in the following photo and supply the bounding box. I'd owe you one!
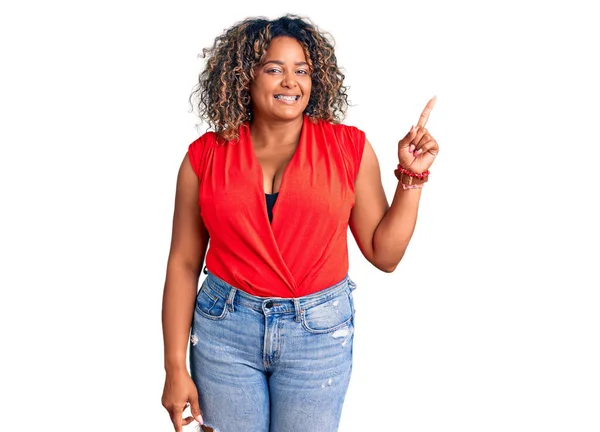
[397,96,439,174]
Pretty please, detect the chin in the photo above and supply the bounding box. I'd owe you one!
[265,110,303,122]
[280,111,305,120]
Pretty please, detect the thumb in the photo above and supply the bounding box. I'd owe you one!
[190,396,204,425]
[398,125,416,148]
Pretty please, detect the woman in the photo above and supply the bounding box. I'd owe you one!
[161,14,438,432]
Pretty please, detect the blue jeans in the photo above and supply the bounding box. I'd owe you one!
[189,271,357,432]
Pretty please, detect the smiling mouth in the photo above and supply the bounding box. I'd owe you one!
[274,95,300,101]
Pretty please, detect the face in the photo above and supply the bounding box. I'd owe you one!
[249,36,312,122]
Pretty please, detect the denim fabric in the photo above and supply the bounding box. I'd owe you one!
[189,270,357,432]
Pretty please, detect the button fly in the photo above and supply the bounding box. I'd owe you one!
[265,301,274,308]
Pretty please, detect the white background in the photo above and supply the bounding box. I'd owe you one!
[1,0,599,431]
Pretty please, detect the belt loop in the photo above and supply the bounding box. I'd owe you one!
[348,276,357,292]
[293,298,301,322]
[226,288,236,312]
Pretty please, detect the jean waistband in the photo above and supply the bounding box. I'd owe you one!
[203,270,356,315]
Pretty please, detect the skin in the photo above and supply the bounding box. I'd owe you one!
[161,150,209,431]
[161,36,439,431]
[350,96,438,271]
[248,36,312,193]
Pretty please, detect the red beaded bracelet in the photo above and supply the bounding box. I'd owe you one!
[396,165,430,180]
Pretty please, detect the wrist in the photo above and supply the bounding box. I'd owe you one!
[164,357,188,374]
[394,165,429,187]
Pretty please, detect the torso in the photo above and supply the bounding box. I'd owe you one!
[188,115,366,297]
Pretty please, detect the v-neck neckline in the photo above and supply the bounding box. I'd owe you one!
[248,115,306,193]
[246,115,306,236]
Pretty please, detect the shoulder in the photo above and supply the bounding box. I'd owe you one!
[332,122,366,146]
[187,131,218,178]
[311,118,366,144]
[189,130,218,150]
[311,118,367,179]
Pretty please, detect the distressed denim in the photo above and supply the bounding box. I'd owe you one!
[189,270,357,432]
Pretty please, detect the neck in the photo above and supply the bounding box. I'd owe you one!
[250,115,304,148]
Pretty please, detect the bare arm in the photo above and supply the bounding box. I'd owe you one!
[161,152,209,374]
[349,138,421,273]
[349,98,439,272]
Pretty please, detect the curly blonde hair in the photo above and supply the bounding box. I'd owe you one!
[189,14,350,141]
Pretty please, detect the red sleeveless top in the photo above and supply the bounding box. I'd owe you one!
[187,115,365,298]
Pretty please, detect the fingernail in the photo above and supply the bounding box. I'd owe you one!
[409,144,415,153]
[196,415,204,425]
[410,125,414,133]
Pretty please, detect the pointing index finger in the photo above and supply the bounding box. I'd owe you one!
[416,96,437,128]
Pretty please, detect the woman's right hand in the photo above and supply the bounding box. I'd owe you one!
[161,370,204,432]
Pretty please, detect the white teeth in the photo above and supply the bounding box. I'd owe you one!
[275,95,299,101]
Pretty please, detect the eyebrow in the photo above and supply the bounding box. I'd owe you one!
[262,60,309,67]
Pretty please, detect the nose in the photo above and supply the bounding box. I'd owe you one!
[281,72,297,88]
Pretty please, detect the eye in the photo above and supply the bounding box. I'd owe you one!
[266,68,282,74]
[296,69,309,75]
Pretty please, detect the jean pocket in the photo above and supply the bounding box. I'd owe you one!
[195,282,229,321]
[301,289,354,334]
